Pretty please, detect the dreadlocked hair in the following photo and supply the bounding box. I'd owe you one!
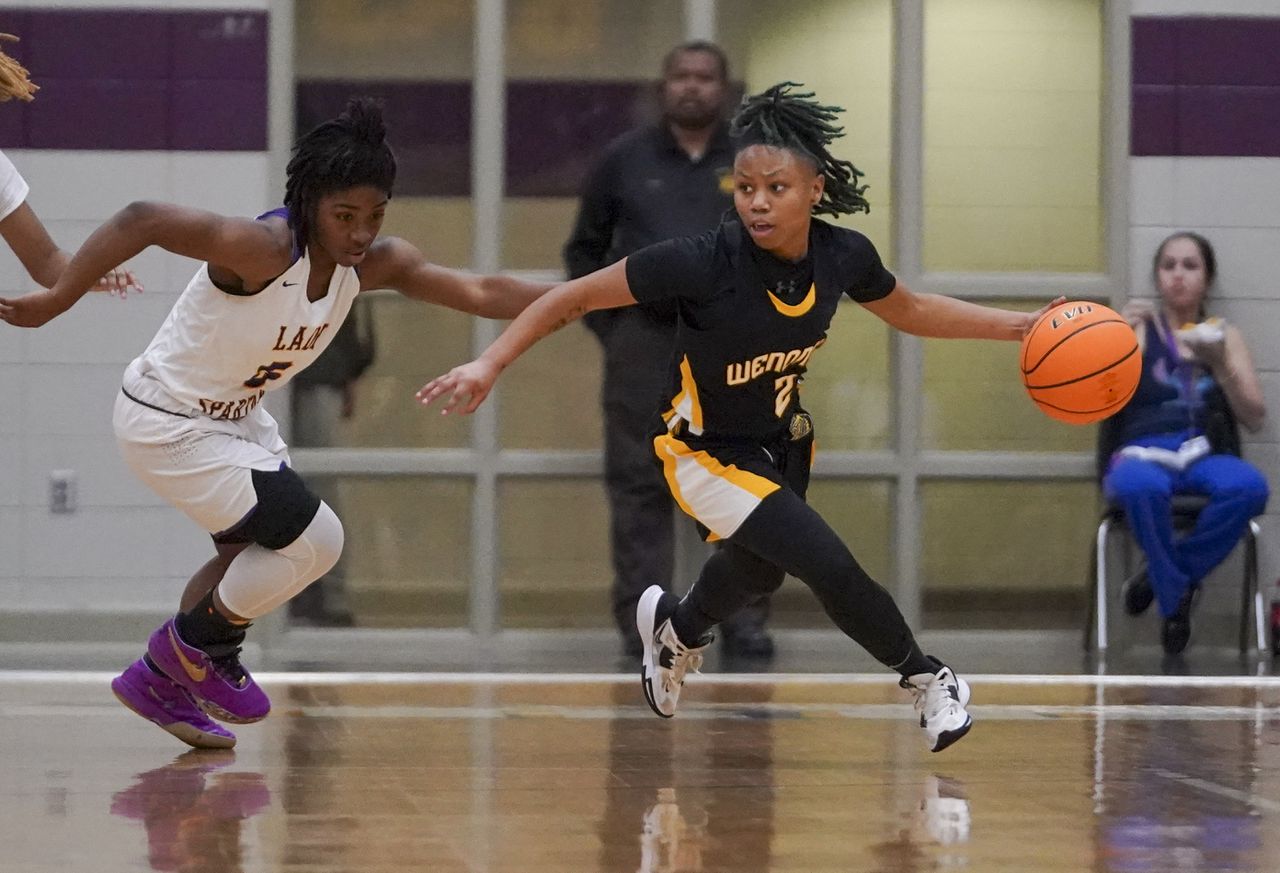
[730,82,869,217]
[0,34,38,102]
[284,96,396,254]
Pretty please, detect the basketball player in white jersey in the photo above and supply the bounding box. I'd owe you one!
[0,98,554,749]
[0,33,137,295]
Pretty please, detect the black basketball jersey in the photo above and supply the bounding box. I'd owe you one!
[626,218,896,441]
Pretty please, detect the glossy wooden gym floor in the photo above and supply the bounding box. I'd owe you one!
[5,673,1280,872]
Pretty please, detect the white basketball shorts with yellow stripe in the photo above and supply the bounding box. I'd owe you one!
[652,420,814,542]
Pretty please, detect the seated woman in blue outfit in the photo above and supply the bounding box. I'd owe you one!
[1107,232,1268,654]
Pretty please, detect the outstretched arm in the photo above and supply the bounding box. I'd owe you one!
[358,236,554,318]
[416,259,635,414]
[0,201,141,296]
[862,282,1062,340]
[0,201,287,327]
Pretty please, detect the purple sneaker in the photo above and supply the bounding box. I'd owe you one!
[146,617,271,724]
[111,659,236,749]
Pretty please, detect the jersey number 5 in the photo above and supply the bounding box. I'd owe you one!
[774,374,798,418]
[243,361,294,389]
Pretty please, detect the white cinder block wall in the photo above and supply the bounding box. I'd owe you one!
[0,0,275,614]
[1131,0,1280,599]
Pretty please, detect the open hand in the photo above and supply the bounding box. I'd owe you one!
[91,267,143,298]
[1119,298,1156,328]
[0,288,64,327]
[416,358,500,415]
[1023,295,1068,337]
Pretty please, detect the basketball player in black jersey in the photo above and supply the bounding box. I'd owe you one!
[419,83,1063,752]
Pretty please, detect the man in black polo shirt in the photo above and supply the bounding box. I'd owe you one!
[564,40,774,660]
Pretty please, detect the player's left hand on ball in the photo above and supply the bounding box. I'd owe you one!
[416,358,499,415]
[1023,296,1068,337]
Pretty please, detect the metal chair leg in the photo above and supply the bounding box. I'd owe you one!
[1085,529,1098,651]
[1246,520,1264,654]
[1095,517,1112,652]
[1090,509,1262,655]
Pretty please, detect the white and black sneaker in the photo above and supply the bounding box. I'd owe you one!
[900,663,972,752]
[637,585,711,718]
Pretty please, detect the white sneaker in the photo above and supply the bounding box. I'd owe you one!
[637,585,709,718]
[900,664,972,752]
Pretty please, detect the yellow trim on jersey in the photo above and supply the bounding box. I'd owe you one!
[669,354,704,434]
[766,282,816,317]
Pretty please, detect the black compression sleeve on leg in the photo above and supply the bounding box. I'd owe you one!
[889,641,937,678]
[673,544,784,646]
[672,591,722,647]
[175,589,248,655]
[729,488,926,671]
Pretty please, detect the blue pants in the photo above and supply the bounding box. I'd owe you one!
[1103,435,1269,617]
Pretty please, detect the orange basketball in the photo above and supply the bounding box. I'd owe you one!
[1020,301,1141,425]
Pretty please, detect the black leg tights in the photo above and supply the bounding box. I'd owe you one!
[674,543,783,643]
[672,487,935,677]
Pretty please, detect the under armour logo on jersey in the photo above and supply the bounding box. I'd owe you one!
[774,279,799,298]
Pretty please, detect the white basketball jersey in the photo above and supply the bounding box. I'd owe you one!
[0,149,30,221]
[129,253,361,420]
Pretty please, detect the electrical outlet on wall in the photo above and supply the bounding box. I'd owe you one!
[49,470,77,514]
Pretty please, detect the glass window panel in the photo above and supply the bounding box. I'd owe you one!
[501,198,580,271]
[493,478,891,631]
[769,479,894,629]
[331,294,473,449]
[498,1,688,443]
[382,197,474,273]
[722,0,895,264]
[497,324,604,450]
[921,480,1098,629]
[300,475,472,629]
[801,303,892,451]
[923,0,1103,272]
[921,298,1096,452]
[502,0,685,269]
[507,0,685,79]
[498,479,611,629]
[296,1,473,80]
[296,3,475,206]
[293,2,475,449]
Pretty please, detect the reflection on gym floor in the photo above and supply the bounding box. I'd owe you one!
[4,674,1280,871]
